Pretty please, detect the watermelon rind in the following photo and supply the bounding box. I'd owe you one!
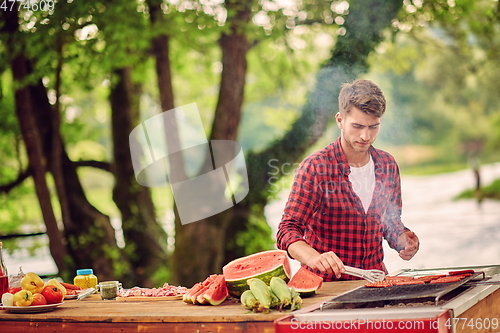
[293,289,316,298]
[223,250,291,297]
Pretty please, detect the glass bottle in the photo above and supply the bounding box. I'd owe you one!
[0,242,9,298]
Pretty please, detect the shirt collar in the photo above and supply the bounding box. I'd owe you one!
[331,137,378,176]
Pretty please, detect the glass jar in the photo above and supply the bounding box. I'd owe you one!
[74,269,98,289]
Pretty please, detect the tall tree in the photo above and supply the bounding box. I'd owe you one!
[1,4,131,282]
[1,9,68,273]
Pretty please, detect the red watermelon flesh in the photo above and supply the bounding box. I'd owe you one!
[202,275,229,306]
[184,274,219,304]
[223,250,292,297]
[287,266,323,297]
[223,250,291,279]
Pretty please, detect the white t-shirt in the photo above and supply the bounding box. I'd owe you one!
[348,155,375,213]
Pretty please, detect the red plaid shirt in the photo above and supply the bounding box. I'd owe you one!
[277,137,408,282]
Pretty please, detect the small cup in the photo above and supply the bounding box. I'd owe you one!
[97,281,122,300]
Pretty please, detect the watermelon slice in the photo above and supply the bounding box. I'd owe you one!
[222,250,291,297]
[287,266,323,297]
[184,274,221,304]
[202,275,229,306]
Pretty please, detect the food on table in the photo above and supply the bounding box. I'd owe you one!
[365,270,475,288]
[287,266,323,297]
[240,276,302,313]
[2,271,82,306]
[118,283,188,298]
[31,293,48,306]
[199,275,229,306]
[61,282,81,290]
[392,280,426,286]
[365,280,395,288]
[7,287,22,294]
[13,289,34,306]
[448,269,475,276]
[430,276,464,284]
[45,278,67,298]
[1,292,14,306]
[20,272,45,294]
[74,269,99,289]
[183,274,228,305]
[385,276,415,282]
[415,275,447,283]
[41,285,64,304]
[222,250,291,297]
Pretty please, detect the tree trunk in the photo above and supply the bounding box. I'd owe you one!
[171,0,253,287]
[2,9,68,274]
[110,67,170,287]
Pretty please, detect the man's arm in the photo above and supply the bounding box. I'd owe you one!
[288,241,345,278]
[381,160,419,260]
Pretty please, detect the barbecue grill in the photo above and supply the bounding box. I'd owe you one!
[275,265,500,333]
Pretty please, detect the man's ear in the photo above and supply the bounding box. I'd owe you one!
[335,112,343,129]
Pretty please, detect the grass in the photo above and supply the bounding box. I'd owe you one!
[455,178,500,201]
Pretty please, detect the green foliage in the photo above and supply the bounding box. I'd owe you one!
[369,0,500,167]
[234,205,274,256]
[455,178,500,201]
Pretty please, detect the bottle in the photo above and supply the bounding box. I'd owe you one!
[0,242,9,298]
[73,269,98,289]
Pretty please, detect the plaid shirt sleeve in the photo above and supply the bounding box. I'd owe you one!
[380,161,408,251]
[276,157,320,252]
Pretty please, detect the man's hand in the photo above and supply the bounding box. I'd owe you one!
[306,251,346,278]
[397,231,419,260]
[288,241,345,278]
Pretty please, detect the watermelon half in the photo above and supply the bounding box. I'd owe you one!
[287,266,323,297]
[222,250,291,297]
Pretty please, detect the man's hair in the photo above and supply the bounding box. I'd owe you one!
[338,79,386,117]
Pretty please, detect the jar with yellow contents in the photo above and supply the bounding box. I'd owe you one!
[74,269,98,289]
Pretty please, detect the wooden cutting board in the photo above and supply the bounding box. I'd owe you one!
[115,295,183,302]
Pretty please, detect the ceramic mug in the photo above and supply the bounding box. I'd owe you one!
[97,281,122,300]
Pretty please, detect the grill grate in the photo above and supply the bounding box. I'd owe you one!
[320,272,484,309]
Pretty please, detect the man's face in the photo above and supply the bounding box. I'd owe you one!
[336,106,381,154]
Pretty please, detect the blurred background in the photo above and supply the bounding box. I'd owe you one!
[1,0,499,288]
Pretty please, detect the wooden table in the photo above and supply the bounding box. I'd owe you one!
[0,281,364,333]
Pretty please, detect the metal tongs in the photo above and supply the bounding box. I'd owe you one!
[77,288,96,300]
[344,265,386,283]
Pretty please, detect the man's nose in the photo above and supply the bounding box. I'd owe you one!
[360,129,370,141]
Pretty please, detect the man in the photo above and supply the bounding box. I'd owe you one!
[276,79,419,281]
